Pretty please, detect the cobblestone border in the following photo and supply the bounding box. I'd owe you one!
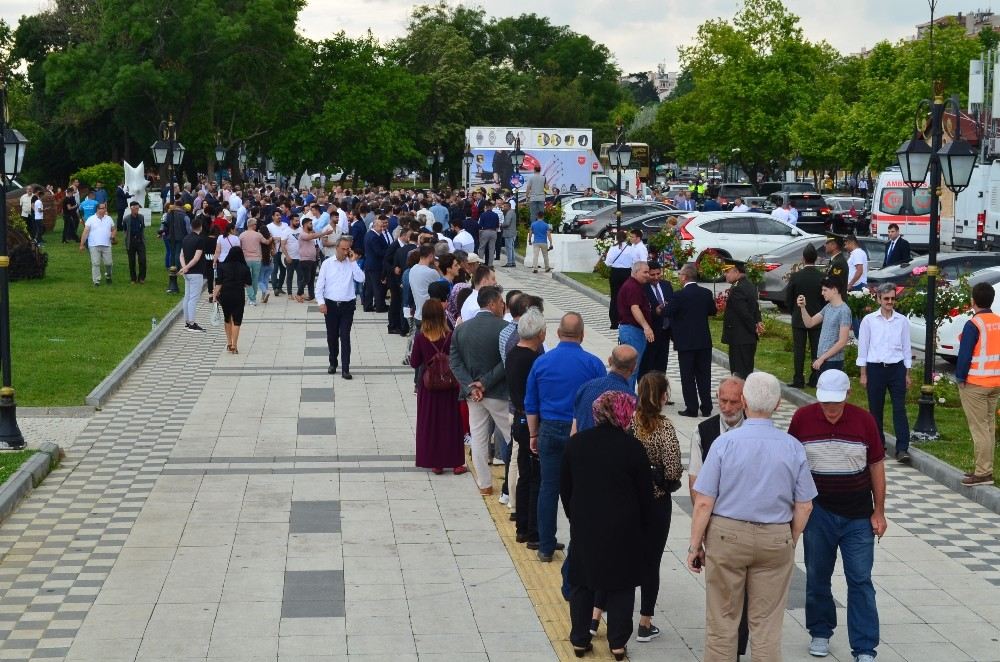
[84,299,184,408]
[550,271,1000,516]
[0,442,61,523]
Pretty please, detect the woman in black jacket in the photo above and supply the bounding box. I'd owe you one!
[213,246,252,353]
[561,391,653,659]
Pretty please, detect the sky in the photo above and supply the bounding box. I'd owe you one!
[0,0,972,73]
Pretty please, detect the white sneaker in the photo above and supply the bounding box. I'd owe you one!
[491,457,505,466]
[498,493,509,505]
[855,656,875,662]
[463,434,472,446]
[809,637,830,657]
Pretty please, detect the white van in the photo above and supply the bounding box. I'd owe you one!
[870,167,932,249]
[952,162,991,250]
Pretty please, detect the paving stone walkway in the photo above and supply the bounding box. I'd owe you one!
[0,267,996,662]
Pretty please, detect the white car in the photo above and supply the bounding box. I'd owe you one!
[559,197,616,232]
[677,211,820,266]
[907,266,1000,360]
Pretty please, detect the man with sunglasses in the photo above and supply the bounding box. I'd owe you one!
[855,282,911,463]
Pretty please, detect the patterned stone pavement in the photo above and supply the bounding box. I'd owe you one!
[0,266,993,661]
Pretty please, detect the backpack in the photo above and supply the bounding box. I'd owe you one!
[421,340,458,391]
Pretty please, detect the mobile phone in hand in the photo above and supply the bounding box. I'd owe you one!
[692,556,702,569]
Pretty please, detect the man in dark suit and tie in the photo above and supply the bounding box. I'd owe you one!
[721,262,762,379]
[638,261,674,380]
[786,243,825,388]
[362,215,391,312]
[665,263,717,417]
[882,223,911,267]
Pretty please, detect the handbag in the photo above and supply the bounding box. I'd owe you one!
[651,464,682,494]
[210,302,222,327]
[421,340,458,391]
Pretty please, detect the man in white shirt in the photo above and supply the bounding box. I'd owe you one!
[460,264,497,323]
[789,202,799,226]
[451,219,475,253]
[19,190,32,227]
[32,189,45,245]
[315,236,365,380]
[731,197,750,213]
[845,234,868,291]
[79,202,117,286]
[408,245,441,322]
[266,210,290,295]
[771,200,793,225]
[856,282,912,463]
[627,228,648,263]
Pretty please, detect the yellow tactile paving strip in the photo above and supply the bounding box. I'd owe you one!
[477,459,627,661]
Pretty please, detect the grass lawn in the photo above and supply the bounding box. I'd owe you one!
[0,450,38,485]
[563,271,994,484]
[14,216,181,406]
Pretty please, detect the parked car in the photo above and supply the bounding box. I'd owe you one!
[907,266,1000,359]
[546,192,582,208]
[763,192,832,233]
[867,252,1000,290]
[758,180,818,196]
[718,183,755,203]
[676,212,819,269]
[558,196,616,232]
[825,196,867,234]
[617,209,691,237]
[572,201,675,238]
[752,236,887,308]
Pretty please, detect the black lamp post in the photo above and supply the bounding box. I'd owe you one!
[150,117,185,294]
[730,147,741,183]
[463,144,473,190]
[0,82,27,450]
[896,94,977,439]
[608,123,632,235]
[214,134,226,167]
[237,142,246,179]
[791,153,803,181]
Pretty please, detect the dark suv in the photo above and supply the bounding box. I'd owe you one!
[765,192,831,233]
[758,181,818,196]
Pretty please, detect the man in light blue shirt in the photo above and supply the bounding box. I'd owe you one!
[525,313,605,561]
[430,198,449,226]
[688,372,816,662]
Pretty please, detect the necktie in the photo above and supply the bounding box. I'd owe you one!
[888,240,895,259]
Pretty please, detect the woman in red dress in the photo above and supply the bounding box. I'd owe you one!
[409,299,467,474]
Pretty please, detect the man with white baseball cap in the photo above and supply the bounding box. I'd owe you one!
[787,369,886,662]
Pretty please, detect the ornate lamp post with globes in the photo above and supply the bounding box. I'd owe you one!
[607,123,632,236]
[0,81,28,449]
[150,117,186,294]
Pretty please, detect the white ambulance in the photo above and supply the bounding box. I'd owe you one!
[951,162,991,250]
[870,167,933,249]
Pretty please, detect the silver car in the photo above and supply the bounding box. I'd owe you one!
[571,201,676,238]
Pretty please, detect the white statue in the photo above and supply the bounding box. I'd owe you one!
[124,160,150,207]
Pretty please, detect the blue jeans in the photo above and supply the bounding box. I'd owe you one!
[617,324,646,390]
[504,237,516,265]
[866,362,909,452]
[259,263,274,297]
[537,419,572,556]
[246,259,261,302]
[804,503,879,658]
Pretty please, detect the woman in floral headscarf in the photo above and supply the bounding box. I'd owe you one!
[560,391,654,660]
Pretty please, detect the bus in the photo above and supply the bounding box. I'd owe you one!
[599,142,650,181]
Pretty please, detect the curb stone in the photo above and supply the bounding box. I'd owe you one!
[84,299,184,409]
[550,271,1000,517]
[0,442,62,524]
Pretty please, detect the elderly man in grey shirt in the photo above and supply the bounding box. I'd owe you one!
[500,200,518,267]
[524,165,547,221]
[688,372,817,662]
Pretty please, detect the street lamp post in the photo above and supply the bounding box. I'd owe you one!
[511,137,525,222]
[150,117,186,294]
[237,142,246,180]
[608,123,632,236]
[463,144,473,191]
[0,82,27,450]
[791,153,803,182]
[426,153,434,190]
[896,94,977,439]
[730,148,741,183]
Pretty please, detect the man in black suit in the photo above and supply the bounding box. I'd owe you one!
[638,261,674,380]
[362,215,391,312]
[721,262,761,379]
[785,243,825,387]
[665,263,717,417]
[882,223,911,267]
[386,230,417,334]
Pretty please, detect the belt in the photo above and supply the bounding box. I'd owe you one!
[868,360,903,368]
[712,514,791,527]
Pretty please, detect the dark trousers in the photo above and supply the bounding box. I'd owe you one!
[570,586,633,650]
[638,330,670,377]
[285,258,300,295]
[728,342,757,379]
[640,496,672,617]
[866,361,909,452]
[608,267,631,327]
[272,252,286,291]
[166,239,183,270]
[792,325,821,386]
[362,269,386,311]
[678,348,713,413]
[513,419,539,542]
[323,299,356,370]
[297,260,316,299]
[62,214,79,242]
[127,242,147,282]
[387,277,406,332]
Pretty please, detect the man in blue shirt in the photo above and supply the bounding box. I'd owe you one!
[525,313,605,561]
[529,211,552,273]
[572,346,638,432]
[430,198,449,227]
[79,191,99,223]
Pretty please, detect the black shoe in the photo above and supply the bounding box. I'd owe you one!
[527,541,564,551]
[573,643,593,658]
[896,451,911,464]
[589,619,600,636]
[700,409,712,417]
[327,366,337,375]
[537,551,553,562]
[516,533,531,543]
[341,370,353,380]
[508,512,516,521]
[787,381,805,388]
[610,324,619,330]
[184,323,196,332]
[362,307,374,312]
[190,323,206,332]
[678,410,698,417]
[636,624,660,642]
[375,308,388,313]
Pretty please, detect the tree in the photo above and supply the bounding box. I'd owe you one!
[623,72,659,106]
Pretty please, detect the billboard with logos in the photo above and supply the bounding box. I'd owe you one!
[467,127,593,151]
[465,126,600,191]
